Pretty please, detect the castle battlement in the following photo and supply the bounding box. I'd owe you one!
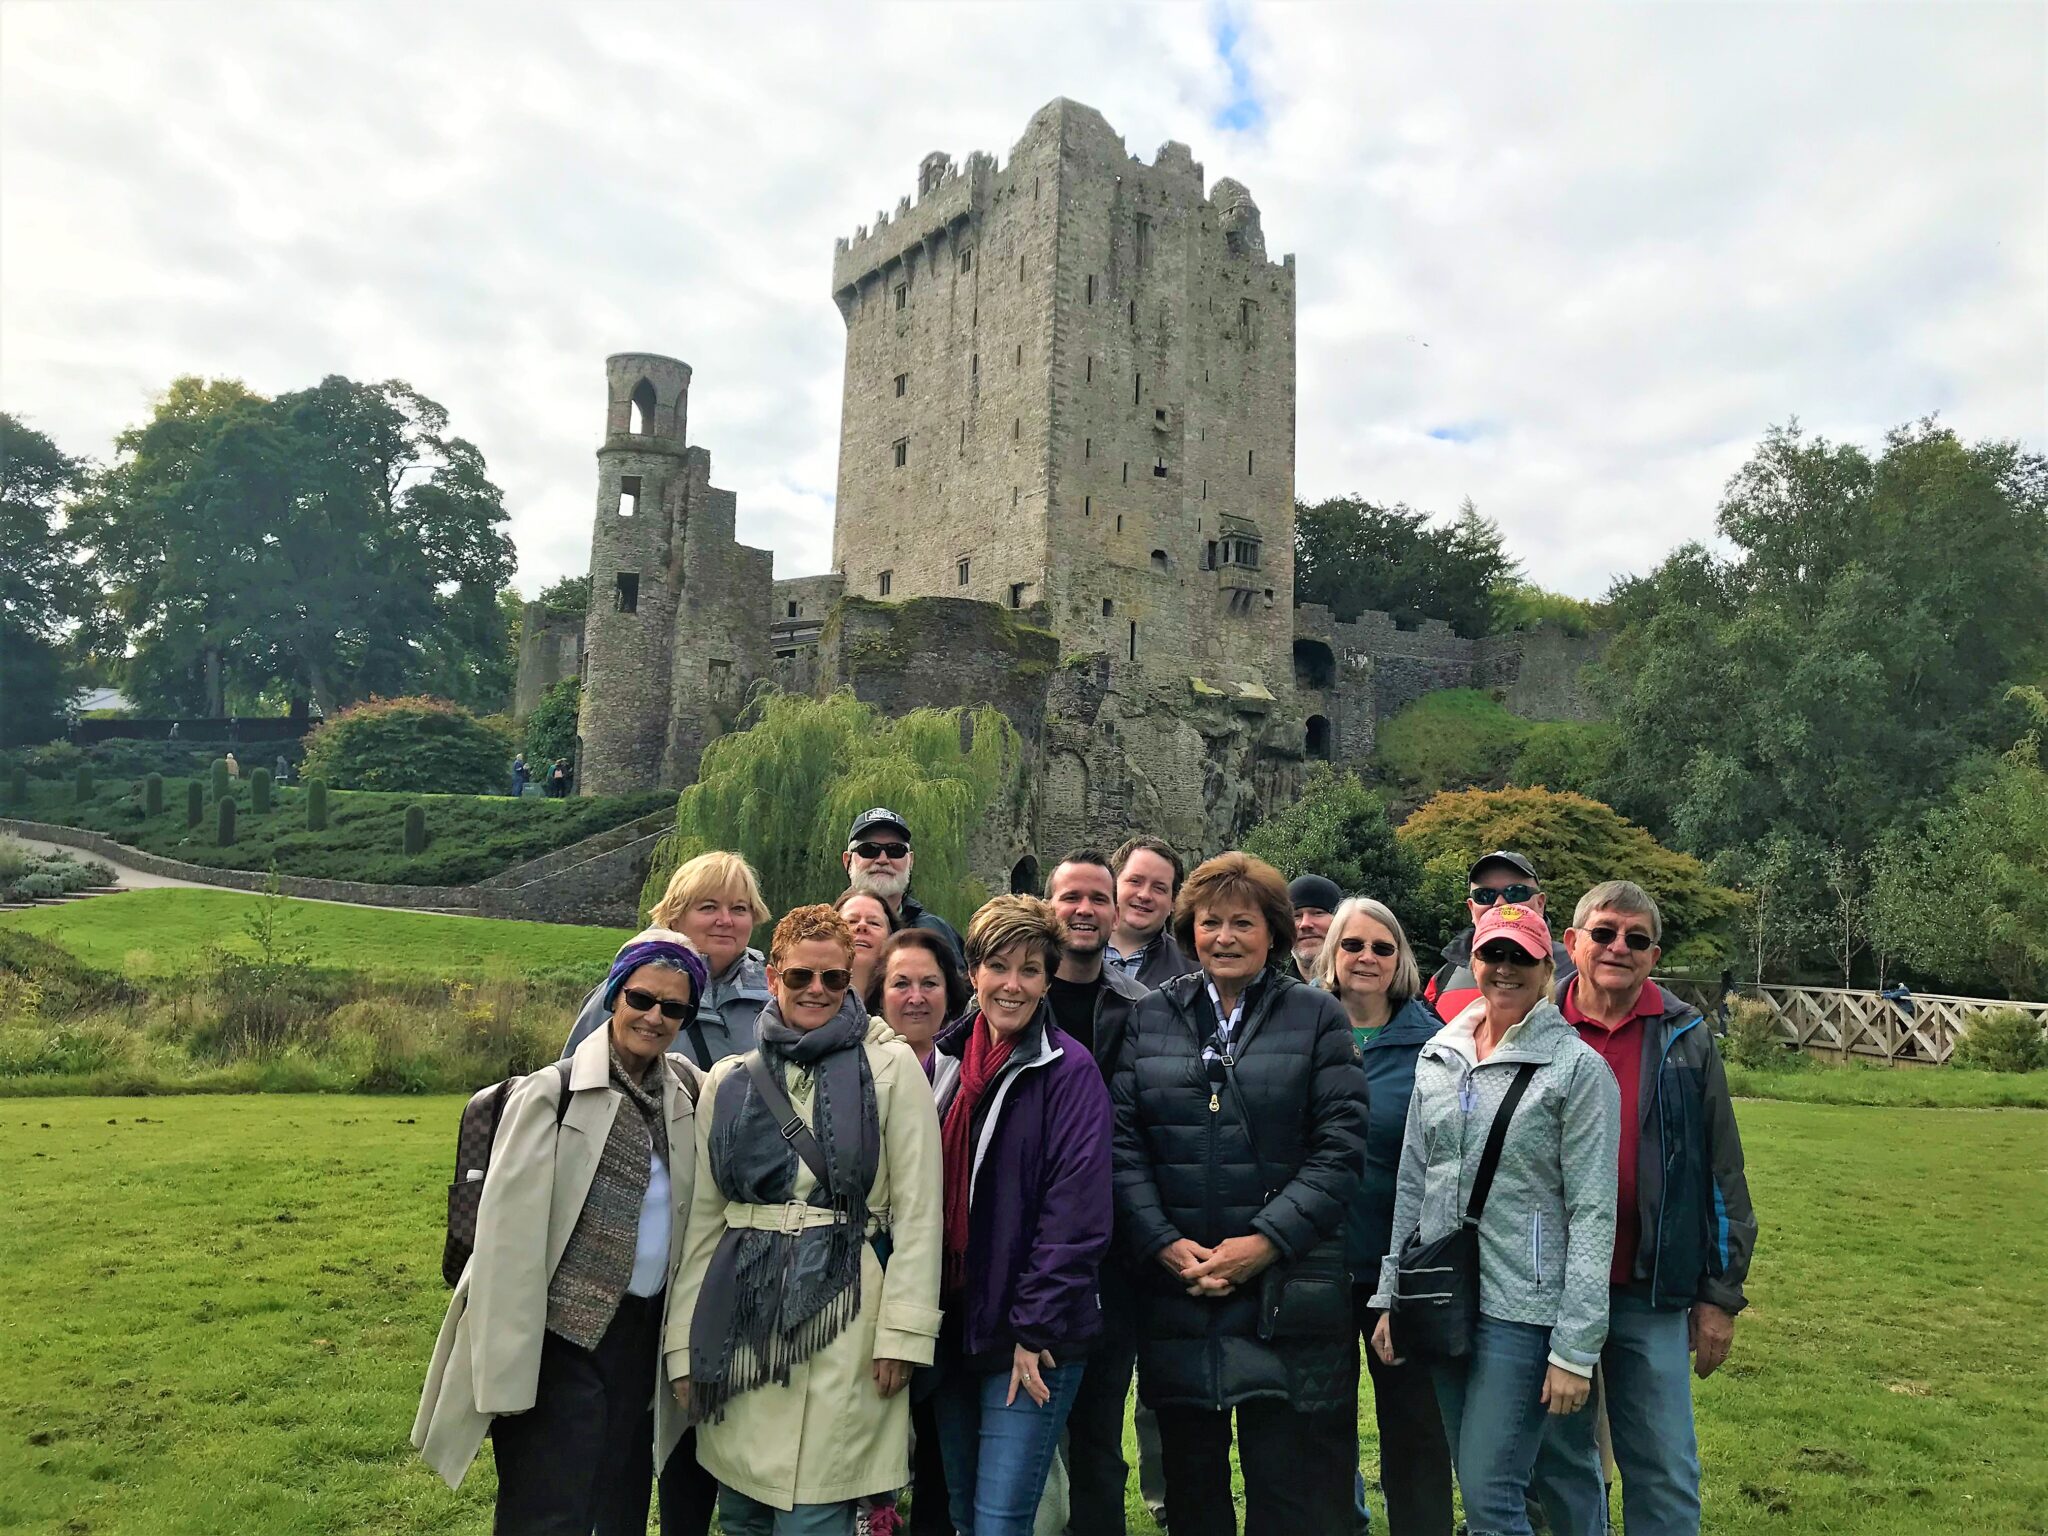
[831,151,995,298]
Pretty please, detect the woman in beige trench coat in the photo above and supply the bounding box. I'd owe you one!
[414,935,716,1535]
[665,904,944,1536]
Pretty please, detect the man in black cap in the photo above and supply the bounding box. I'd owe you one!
[842,806,965,965]
[1287,873,1344,978]
[1422,849,1576,1022]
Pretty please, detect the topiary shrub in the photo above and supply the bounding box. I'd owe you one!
[186,781,204,828]
[305,778,328,831]
[216,797,237,847]
[300,696,509,795]
[211,758,230,803]
[74,764,94,802]
[8,765,27,804]
[1951,1007,2048,1073]
[144,773,164,816]
[403,803,427,855]
[1723,998,1788,1069]
[251,767,272,814]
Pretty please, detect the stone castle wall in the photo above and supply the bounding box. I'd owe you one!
[513,606,584,716]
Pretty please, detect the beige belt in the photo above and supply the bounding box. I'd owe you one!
[725,1201,889,1236]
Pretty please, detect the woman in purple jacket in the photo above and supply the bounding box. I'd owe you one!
[930,895,1115,1536]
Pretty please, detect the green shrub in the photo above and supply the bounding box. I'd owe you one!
[1509,722,1618,798]
[11,872,62,900]
[306,777,328,831]
[186,781,204,828]
[251,767,272,814]
[524,678,581,770]
[1242,766,1422,921]
[211,758,230,802]
[74,764,93,802]
[144,773,164,815]
[216,798,237,847]
[1375,690,1528,796]
[1723,998,1791,1068]
[403,803,427,855]
[1951,1007,2048,1073]
[300,695,508,795]
[8,765,26,804]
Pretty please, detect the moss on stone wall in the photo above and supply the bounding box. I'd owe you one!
[830,595,1059,670]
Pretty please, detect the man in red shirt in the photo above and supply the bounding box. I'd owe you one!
[1534,880,1757,1536]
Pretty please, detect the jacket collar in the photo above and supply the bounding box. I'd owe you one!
[710,947,770,1005]
[1361,994,1441,1050]
[567,1022,691,1100]
[934,999,1058,1069]
[1096,961,1149,1005]
[1424,996,1573,1068]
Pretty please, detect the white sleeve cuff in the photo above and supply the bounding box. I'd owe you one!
[1547,1351,1595,1378]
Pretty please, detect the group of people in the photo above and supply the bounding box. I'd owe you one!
[415,810,1757,1536]
[510,753,575,798]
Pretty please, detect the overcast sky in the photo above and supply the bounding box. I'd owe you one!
[3,1,2041,601]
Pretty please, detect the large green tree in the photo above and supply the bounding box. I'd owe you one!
[72,375,517,716]
[0,414,91,745]
[1243,767,1422,922]
[1294,495,1517,638]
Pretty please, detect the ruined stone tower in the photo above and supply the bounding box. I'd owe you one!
[830,98,1298,691]
[576,353,771,794]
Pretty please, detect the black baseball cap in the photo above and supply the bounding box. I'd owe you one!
[1467,850,1538,885]
[847,807,911,845]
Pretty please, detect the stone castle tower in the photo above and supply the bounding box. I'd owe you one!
[575,353,771,794]
[829,98,1298,693]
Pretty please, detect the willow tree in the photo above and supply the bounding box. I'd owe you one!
[640,689,1023,929]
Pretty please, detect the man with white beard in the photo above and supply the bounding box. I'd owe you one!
[841,806,965,967]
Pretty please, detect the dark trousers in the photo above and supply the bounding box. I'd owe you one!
[912,1390,958,1535]
[1154,1397,1356,1536]
[1356,1286,1455,1535]
[1064,1320,1138,1536]
[491,1294,716,1536]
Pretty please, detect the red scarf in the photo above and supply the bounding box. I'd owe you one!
[941,1014,1016,1293]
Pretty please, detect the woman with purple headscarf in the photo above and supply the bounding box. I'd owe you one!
[414,935,721,1536]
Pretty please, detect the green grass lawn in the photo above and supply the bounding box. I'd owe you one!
[0,888,633,984]
[2,1096,2042,1535]
[7,778,670,886]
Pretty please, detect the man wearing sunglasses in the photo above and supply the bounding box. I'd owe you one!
[843,807,966,968]
[1533,880,1757,1536]
[1423,851,1577,1024]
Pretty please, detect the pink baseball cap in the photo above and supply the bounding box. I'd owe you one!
[1473,901,1552,961]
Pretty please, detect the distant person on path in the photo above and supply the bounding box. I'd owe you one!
[1286,874,1342,979]
[1369,900,1618,1536]
[1310,897,1455,1536]
[167,721,179,740]
[549,758,572,797]
[667,904,944,1536]
[1531,881,1757,1536]
[835,887,899,1003]
[566,852,773,1068]
[843,807,965,966]
[1423,851,1577,1023]
[512,753,530,798]
[1105,836,1193,991]
[274,753,290,786]
[413,935,716,1535]
[224,751,240,779]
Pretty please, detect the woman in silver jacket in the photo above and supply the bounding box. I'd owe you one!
[1368,901,1619,1536]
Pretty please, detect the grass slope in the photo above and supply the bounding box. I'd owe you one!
[1,1097,2043,1534]
[0,888,632,983]
[8,779,669,886]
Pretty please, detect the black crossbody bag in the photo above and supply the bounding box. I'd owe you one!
[1389,1061,1537,1361]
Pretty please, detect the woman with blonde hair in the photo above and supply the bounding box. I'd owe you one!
[566,851,773,1067]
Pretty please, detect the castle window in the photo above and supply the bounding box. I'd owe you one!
[786,601,799,618]
[1240,298,1257,346]
[893,438,908,468]
[958,558,971,586]
[1102,598,1113,617]
[895,283,907,310]
[1019,253,1026,281]
[614,572,639,614]
[1086,274,1095,305]
[879,570,893,596]
[894,373,908,397]
[1013,485,1020,505]
[1203,540,1218,570]
[1122,462,1129,484]
[1129,299,1137,324]
[1155,407,1166,424]
[618,475,641,518]
[1128,620,1138,661]
[1086,357,1093,382]
[1133,372,1142,405]
[1010,583,1027,609]
[1116,514,1123,532]
[1202,479,1208,501]
[1135,215,1151,272]
[1247,449,1254,475]
[1013,418,1020,440]
[1084,495,1091,516]
[1153,458,1167,478]
[959,248,973,273]
[972,353,979,377]
[960,421,966,450]
[1015,343,1022,366]
[1085,437,1091,458]
[629,378,657,435]
[1306,715,1331,760]
[1150,549,1169,572]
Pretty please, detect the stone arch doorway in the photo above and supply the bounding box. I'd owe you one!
[1010,855,1040,895]
[1306,714,1332,760]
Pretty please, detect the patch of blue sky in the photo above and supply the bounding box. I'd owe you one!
[1212,11,1265,132]
[1427,422,1494,443]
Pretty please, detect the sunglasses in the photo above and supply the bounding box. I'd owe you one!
[1469,883,1538,906]
[852,841,909,860]
[621,987,697,1022]
[1339,937,1399,958]
[1585,925,1656,953]
[1474,943,1540,967]
[778,967,853,992]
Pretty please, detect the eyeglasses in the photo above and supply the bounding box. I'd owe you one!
[1585,925,1655,953]
[1474,943,1540,967]
[621,987,697,1022]
[1339,937,1399,958]
[852,841,909,860]
[1469,883,1537,906]
[778,967,852,992]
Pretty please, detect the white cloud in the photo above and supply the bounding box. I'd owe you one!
[1,0,2040,603]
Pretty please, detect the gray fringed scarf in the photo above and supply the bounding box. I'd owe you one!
[688,992,879,1424]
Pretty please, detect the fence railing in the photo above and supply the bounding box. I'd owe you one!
[1656,979,2048,1066]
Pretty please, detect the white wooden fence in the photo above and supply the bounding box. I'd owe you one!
[1656,979,2048,1067]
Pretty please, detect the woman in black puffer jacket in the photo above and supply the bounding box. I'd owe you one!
[1110,852,1367,1536]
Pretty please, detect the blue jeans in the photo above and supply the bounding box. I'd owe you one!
[933,1357,1085,1536]
[1432,1314,1605,1536]
[715,1488,856,1536]
[1536,1290,1701,1536]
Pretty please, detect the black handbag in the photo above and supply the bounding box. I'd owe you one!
[1389,1062,1537,1362]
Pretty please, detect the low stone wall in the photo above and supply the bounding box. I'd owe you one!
[0,819,479,911]
[478,831,667,928]
[473,810,674,890]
